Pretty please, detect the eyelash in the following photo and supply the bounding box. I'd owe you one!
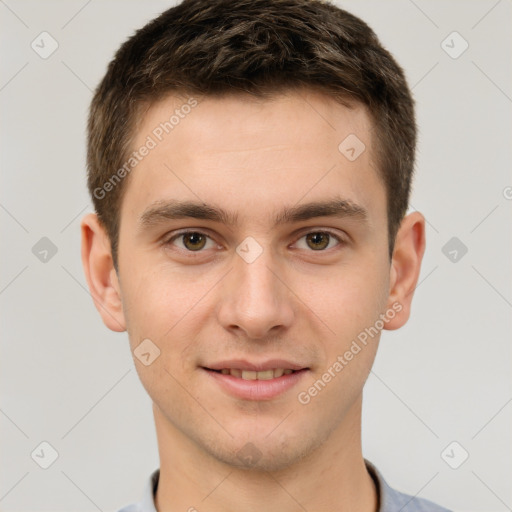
[162,229,347,254]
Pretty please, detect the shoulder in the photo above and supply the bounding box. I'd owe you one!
[116,468,160,512]
[116,505,141,512]
[365,459,452,512]
[382,485,452,512]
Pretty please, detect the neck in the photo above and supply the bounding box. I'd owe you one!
[153,397,378,512]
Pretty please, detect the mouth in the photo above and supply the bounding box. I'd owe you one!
[207,368,298,380]
[201,360,309,400]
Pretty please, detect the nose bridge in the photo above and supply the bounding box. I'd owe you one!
[239,249,279,303]
[217,238,294,338]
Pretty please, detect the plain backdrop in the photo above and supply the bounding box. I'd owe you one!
[1,1,511,511]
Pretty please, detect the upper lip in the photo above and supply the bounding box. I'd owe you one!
[204,359,308,372]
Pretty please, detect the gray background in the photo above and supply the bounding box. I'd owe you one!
[1,1,511,511]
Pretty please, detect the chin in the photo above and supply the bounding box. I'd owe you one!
[200,428,327,473]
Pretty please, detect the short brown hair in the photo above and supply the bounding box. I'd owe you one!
[87,0,416,268]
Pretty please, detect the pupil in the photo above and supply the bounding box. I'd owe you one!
[308,232,329,250]
[185,233,205,250]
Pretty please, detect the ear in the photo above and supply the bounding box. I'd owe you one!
[80,213,126,332]
[383,211,426,330]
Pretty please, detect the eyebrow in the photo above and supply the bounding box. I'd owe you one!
[138,197,368,231]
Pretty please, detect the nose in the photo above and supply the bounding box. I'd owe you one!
[216,245,295,340]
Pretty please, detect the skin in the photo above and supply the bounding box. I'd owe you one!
[81,88,425,512]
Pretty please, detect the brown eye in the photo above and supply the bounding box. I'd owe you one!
[165,231,214,252]
[294,231,343,252]
[181,232,207,251]
[305,232,332,250]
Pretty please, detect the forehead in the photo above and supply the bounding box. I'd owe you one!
[121,89,385,228]
[136,89,374,157]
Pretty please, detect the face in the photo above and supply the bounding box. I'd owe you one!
[83,88,423,472]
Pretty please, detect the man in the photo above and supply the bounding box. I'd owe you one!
[81,0,451,510]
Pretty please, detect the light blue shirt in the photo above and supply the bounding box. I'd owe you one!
[118,459,451,511]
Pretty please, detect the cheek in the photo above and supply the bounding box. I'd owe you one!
[120,266,205,403]
[305,259,389,340]
[121,261,198,336]
[295,266,387,415]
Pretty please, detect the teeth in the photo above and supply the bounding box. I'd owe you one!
[254,370,274,380]
[218,368,295,379]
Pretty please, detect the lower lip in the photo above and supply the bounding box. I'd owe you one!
[203,368,308,400]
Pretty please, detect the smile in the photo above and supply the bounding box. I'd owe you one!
[212,368,295,380]
[202,361,309,400]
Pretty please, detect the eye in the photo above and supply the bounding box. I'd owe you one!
[165,230,216,252]
[163,228,346,255]
[294,230,344,251]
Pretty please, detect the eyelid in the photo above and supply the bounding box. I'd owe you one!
[293,227,348,242]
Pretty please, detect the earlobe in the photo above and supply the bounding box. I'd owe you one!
[384,211,426,331]
[80,213,126,332]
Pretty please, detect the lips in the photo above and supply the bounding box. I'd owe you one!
[202,359,309,400]
[213,368,294,380]
[205,359,306,372]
